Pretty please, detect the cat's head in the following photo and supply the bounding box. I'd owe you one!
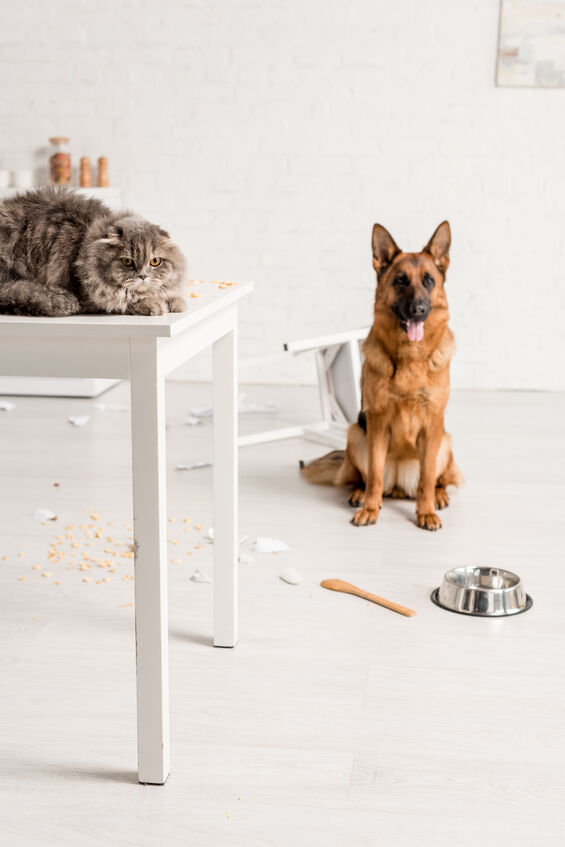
[90,215,186,295]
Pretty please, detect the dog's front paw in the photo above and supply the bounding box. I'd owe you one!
[348,488,365,508]
[351,507,379,527]
[417,512,442,531]
[135,297,168,316]
[168,295,186,313]
[435,486,450,510]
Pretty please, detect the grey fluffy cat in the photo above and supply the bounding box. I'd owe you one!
[0,187,187,316]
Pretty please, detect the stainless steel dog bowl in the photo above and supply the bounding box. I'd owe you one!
[431,566,532,617]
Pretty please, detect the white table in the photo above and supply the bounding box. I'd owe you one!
[0,280,252,785]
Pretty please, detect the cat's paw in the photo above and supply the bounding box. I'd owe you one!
[134,297,168,316]
[47,291,80,317]
[168,295,186,313]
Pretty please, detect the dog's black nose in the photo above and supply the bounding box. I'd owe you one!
[409,300,428,318]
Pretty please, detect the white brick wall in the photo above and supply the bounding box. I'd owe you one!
[1,0,564,388]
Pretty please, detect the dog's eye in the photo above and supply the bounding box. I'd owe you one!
[395,274,409,287]
[423,274,435,290]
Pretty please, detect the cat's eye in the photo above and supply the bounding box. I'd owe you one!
[121,257,134,268]
[150,257,162,267]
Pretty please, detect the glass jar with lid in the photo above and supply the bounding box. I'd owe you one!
[49,137,71,184]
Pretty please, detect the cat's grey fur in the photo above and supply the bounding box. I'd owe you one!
[0,187,187,316]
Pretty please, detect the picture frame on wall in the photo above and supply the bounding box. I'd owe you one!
[497,0,565,87]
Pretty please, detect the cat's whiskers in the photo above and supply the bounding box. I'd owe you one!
[123,278,167,301]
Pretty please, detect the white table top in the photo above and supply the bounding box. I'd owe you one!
[0,280,253,338]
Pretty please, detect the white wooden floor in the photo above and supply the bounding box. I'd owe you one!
[1,382,563,846]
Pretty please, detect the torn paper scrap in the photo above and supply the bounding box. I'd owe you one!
[189,407,213,418]
[252,537,291,553]
[95,403,129,412]
[189,568,213,583]
[167,415,202,428]
[0,401,15,411]
[33,508,57,522]
[279,567,303,585]
[176,460,212,471]
[239,552,255,564]
[238,393,280,414]
[68,415,90,427]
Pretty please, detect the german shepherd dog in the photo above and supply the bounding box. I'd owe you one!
[302,221,461,531]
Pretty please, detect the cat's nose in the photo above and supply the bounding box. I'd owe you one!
[138,274,148,280]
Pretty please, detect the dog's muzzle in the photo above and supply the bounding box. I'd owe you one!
[394,297,430,342]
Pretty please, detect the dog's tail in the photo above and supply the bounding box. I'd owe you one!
[299,450,358,486]
[300,412,366,486]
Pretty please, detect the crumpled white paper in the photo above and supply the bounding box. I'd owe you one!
[189,407,213,419]
[33,508,57,522]
[238,393,280,414]
[176,460,212,471]
[252,537,291,553]
[239,552,255,564]
[68,415,90,427]
[279,567,303,585]
[189,568,213,583]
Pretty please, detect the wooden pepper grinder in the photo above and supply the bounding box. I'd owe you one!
[79,157,92,187]
[97,156,109,187]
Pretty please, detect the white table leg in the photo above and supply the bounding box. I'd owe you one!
[129,338,170,784]
[213,316,239,647]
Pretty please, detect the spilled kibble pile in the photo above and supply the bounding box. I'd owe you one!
[6,508,212,608]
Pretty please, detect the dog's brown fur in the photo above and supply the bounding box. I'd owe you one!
[302,221,462,531]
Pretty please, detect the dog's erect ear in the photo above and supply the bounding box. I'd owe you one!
[372,224,400,274]
[424,221,451,274]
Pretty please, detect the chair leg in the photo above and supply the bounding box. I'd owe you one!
[129,338,170,784]
[213,320,239,647]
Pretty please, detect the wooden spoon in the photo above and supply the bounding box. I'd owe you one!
[321,578,416,617]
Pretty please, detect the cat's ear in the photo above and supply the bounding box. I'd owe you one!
[106,224,123,239]
[97,224,123,246]
[157,227,170,239]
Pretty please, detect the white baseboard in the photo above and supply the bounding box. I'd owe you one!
[0,377,120,398]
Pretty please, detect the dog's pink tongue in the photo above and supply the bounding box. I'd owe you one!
[407,320,424,342]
